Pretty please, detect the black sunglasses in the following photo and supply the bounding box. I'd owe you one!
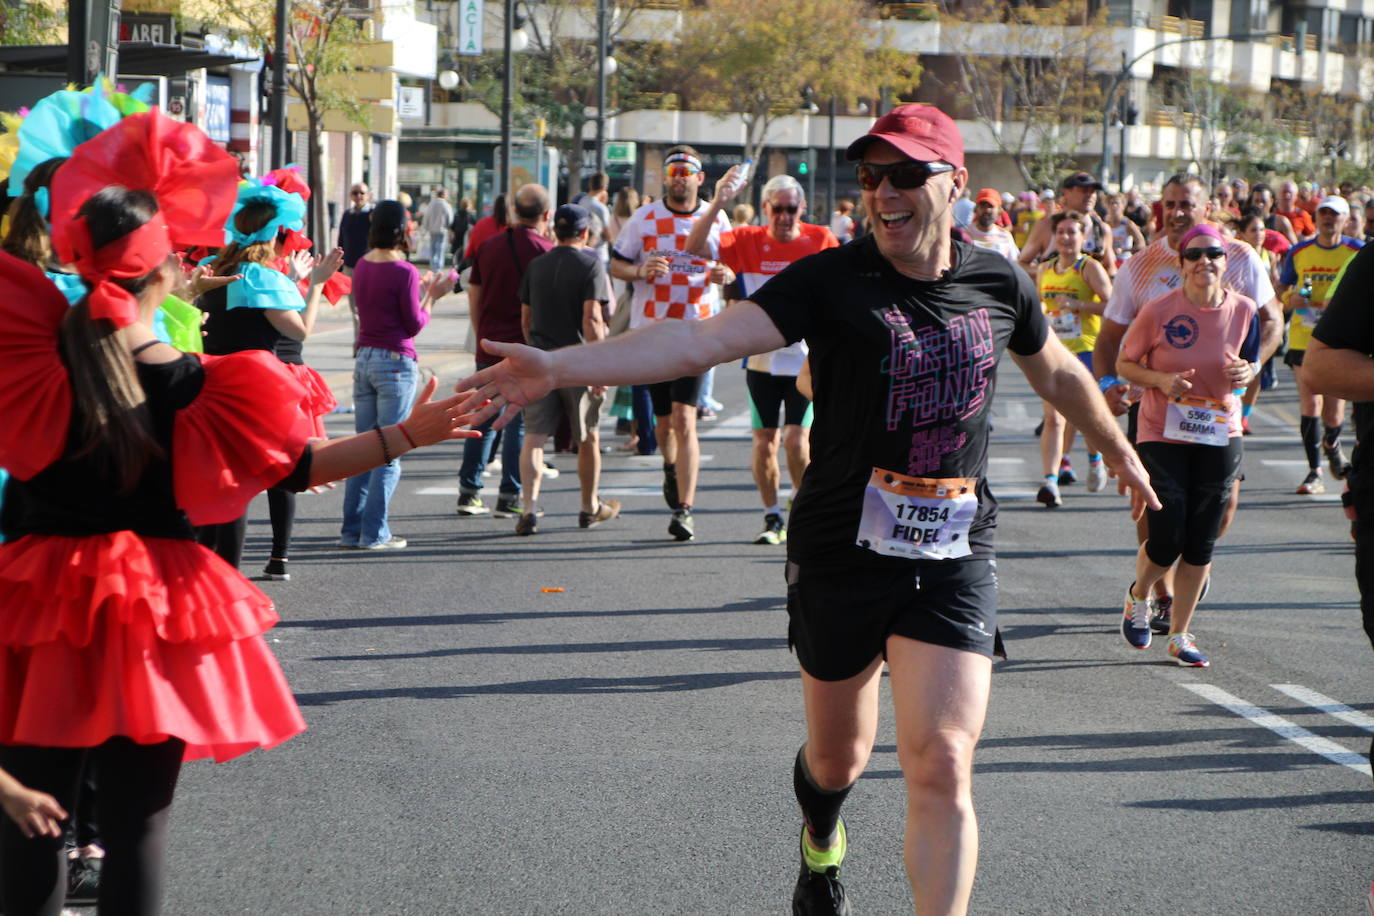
[769,203,800,214]
[855,160,954,191]
[1181,246,1226,261]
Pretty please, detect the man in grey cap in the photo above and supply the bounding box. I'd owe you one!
[512,203,619,534]
[1017,170,1116,274]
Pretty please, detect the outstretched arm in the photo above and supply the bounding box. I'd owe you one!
[457,300,787,428]
[307,378,484,486]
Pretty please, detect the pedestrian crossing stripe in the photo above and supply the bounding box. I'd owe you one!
[1180,682,1372,778]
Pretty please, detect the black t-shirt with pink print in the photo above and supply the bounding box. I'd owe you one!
[750,236,1047,567]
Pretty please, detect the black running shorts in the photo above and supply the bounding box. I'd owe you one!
[785,558,999,681]
[648,374,705,416]
[746,369,812,430]
[1284,347,1305,368]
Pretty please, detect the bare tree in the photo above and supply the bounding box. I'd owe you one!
[222,0,368,241]
[936,0,1113,188]
[674,0,920,188]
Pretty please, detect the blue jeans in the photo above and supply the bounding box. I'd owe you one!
[458,361,524,496]
[427,232,447,269]
[341,347,419,547]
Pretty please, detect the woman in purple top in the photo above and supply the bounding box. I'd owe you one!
[341,200,456,549]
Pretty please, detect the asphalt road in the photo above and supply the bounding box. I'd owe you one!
[104,357,1372,915]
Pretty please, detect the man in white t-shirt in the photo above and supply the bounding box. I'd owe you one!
[608,145,735,541]
[829,199,855,243]
[420,188,455,269]
[963,188,1019,264]
[1091,172,1282,631]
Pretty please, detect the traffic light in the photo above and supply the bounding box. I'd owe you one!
[799,158,809,176]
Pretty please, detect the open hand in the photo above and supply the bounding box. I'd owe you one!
[310,247,344,287]
[455,340,557,429]
[1,786,66,839]
[1108,450,1161,521]
[403,377,486,445]
[177,264,241,301]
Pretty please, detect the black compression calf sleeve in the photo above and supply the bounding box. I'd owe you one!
[1301,415,1321,469]
[793,746,853,844]
[1324,424,1344,449]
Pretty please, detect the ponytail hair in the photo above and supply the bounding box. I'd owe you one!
[57,187,165,492]
[2,157,68,267]
[210,198,279,277]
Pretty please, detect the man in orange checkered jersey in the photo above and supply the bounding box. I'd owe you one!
[608,145,736,541]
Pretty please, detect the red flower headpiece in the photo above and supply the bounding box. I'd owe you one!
[49,110,240,326]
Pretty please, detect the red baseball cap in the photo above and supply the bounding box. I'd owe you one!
[975,188,1001,207]
[845,103,964,169]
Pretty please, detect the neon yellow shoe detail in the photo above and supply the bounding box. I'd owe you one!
[801,817,847,873]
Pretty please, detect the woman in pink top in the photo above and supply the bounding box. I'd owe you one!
[1115,224,1261,667]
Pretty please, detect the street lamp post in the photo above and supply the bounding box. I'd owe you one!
[1098,32,1277,187]
[271,0,288,169]
[827,97,836,224]
[500,0,516,203]
[596,0,607,177]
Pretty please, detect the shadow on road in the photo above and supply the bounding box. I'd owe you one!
[293,669,797,706]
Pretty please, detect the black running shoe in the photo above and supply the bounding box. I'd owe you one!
[66,856,101,904]
[793,864,850,915]
[1150,594,1172,635]
[668,507,694,541]
[663,466,680,509]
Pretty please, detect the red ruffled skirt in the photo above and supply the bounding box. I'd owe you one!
[0,532,306,762]
[282,362,337,439]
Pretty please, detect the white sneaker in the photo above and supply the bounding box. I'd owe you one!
[1086,460,1108,492]
[542,463,560,479]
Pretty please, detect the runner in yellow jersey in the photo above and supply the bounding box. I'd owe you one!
[1035,210,1113,506]
[1277,195,1365,493]
[1012,191,1048,249]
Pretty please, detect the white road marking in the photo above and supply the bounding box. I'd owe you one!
[1180,683,1372,777]
[417,486,462,495]
[1271,684,1374,731]
[991,400,1041,432]
[1262,459,1318,468]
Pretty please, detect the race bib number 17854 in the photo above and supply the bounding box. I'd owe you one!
[856,469,978,561]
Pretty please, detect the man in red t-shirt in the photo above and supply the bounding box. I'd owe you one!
[1276,180,1316,240]
[457,185,554,517]
[684,171,838,544]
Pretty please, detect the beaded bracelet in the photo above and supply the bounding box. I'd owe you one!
[373,424,393,465]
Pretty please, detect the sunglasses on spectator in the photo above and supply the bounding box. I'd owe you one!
[665,164,700,178]
[769,203,800,214]
[351,190,367,196]
[1181,246,1226,261]
[855,160,954,191]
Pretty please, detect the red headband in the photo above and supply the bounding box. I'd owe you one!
[60,214,171,328]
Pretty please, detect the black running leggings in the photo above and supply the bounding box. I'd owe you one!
[1137,438,1243,569]
[194,487,295,566]
[0,737,183,916]
[267,487,295,559]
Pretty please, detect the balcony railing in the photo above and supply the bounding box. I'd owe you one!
[1149,14,1205,39]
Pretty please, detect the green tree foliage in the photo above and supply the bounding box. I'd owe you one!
[675,0,920,183]
[221,0,368,239]
[0,1,64,46]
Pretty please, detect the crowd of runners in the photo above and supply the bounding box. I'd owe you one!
[0,80,1369,916]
